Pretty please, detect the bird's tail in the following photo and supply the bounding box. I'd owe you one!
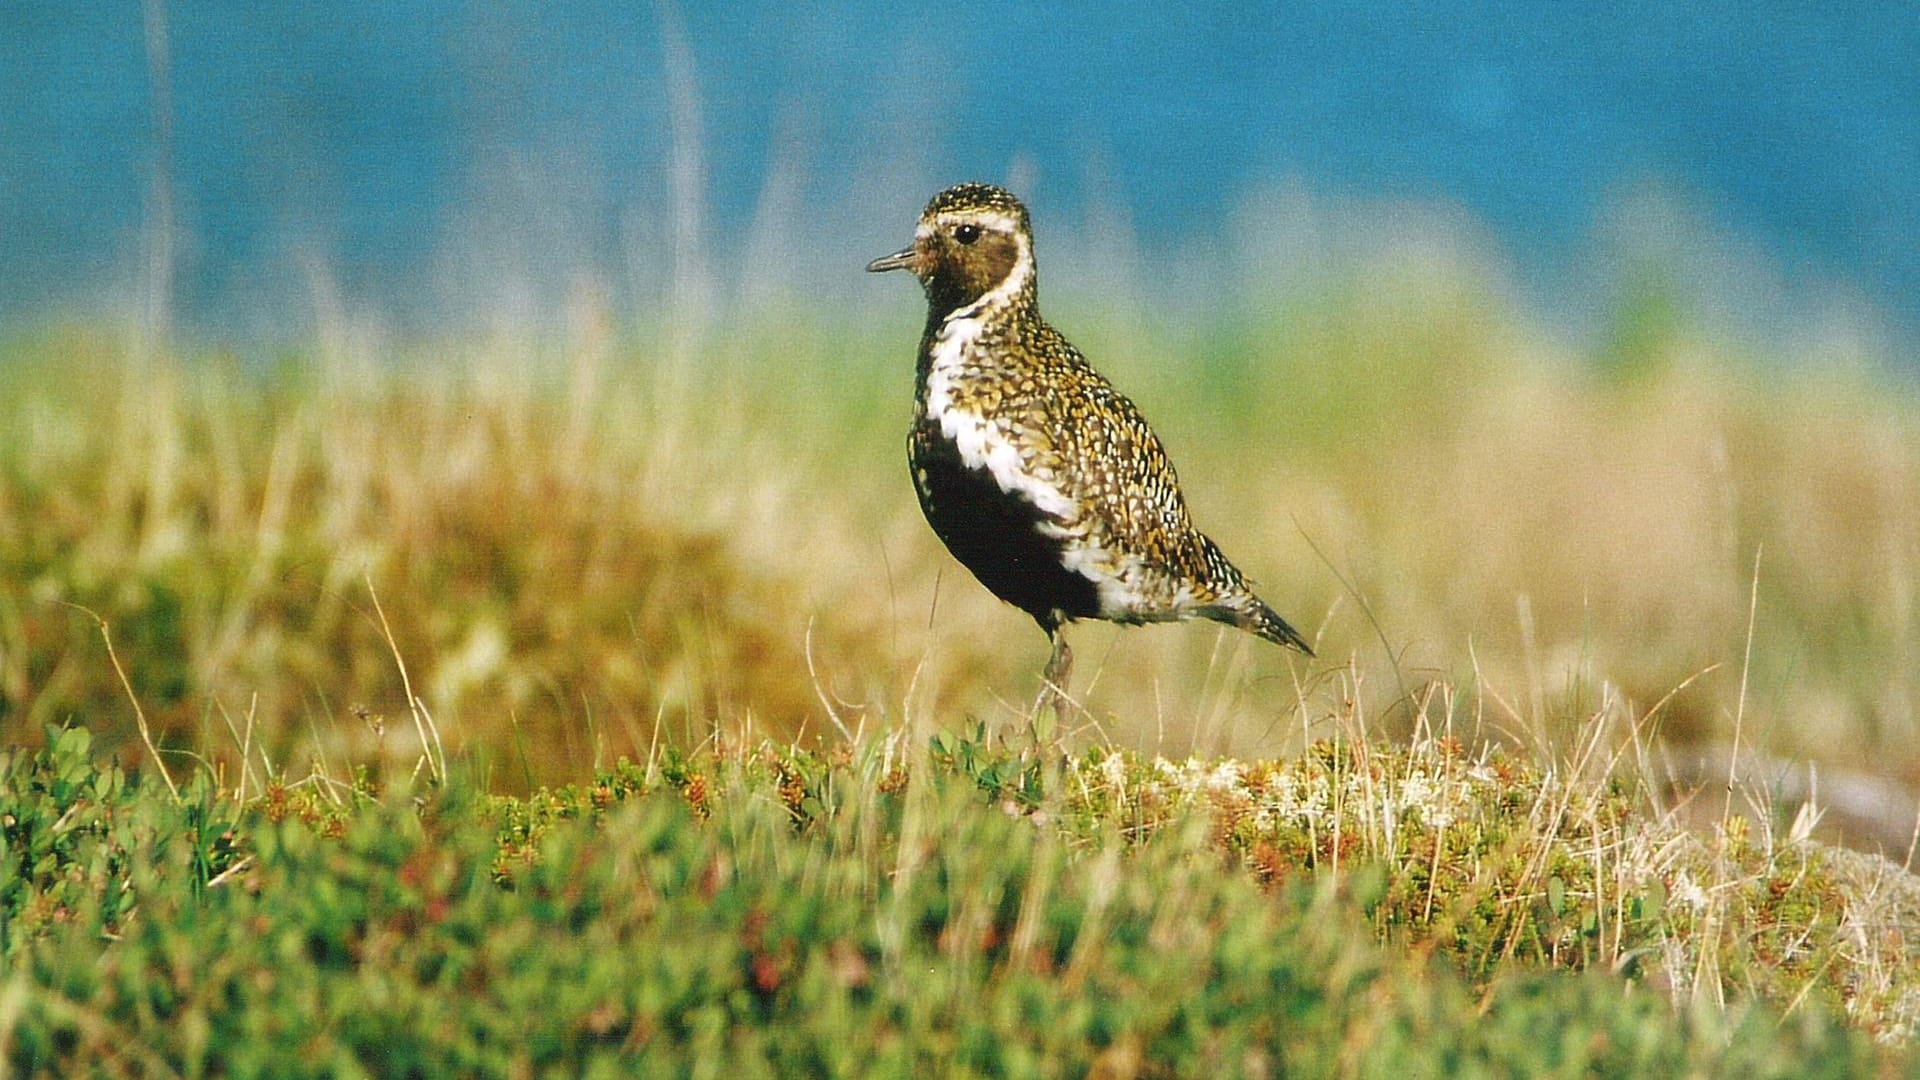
[1206,594,1314,657]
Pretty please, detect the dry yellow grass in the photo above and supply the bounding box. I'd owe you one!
[1,226,1916,851]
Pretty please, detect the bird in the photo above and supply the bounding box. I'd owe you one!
[867,182,1313,709]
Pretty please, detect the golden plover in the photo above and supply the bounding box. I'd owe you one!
[868,182,1313,703]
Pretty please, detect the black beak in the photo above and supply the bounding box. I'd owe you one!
[865,245,919,273]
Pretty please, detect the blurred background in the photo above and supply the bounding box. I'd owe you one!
[6,4,1916,340]
[3,4,1918,843]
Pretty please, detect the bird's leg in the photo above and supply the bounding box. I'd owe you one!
[1030,629,1073,749]
[1042,632,1073,695]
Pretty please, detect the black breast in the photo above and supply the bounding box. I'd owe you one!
[909,425,1102,633]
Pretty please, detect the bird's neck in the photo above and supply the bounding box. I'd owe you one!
[919,285,1041,377]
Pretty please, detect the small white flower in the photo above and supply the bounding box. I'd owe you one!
[1398,772,1436,812]
[1669,870,1709,911]
[1205,760,1244,794]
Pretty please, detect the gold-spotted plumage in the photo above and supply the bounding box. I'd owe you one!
[868,182,1312,699]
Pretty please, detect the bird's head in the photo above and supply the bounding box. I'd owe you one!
[867,182,1036,316]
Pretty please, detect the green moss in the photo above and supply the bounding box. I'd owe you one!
[4,726,1910,1076]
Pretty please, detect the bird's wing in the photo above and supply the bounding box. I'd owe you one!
[1036,357,1206,573]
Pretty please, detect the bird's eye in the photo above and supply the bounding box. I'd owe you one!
[953,223,982,245]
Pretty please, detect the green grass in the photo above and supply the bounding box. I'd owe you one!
[3,222,1920,1072]
[2,724,1907,1077]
